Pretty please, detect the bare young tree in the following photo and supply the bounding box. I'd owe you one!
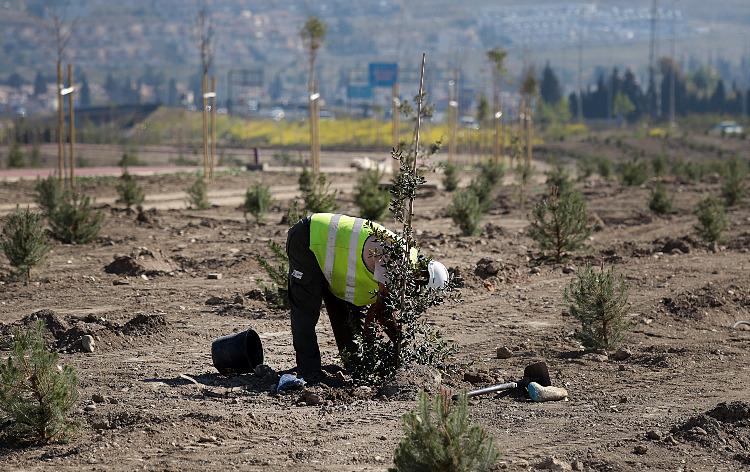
[486,47,508,163]
[520,67,538,168]
[46,7,76,183]
[300,17,326,174]
[194,0,214,180]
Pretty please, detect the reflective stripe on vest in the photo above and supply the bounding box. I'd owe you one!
[309,213,382,306]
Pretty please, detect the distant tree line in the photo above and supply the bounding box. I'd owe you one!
[7,57,750,119]
[538,60,750,123]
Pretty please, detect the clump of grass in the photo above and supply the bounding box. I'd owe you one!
[254,241,289,308]
[467,175,492,210]
[48,192,104,244]
[186,175,210,210]
[617,159,649,186]
[516,159,534,208]
[6,142,25,168]
[355,169,390,220]
[694,195,728,243]
[721,157,747,207]
[672,159,704,183]
[528,189,590,262]
[0,321,78,444]
[648,182,673,215]
[298,167,314,194]
[299,168,337,213]
[118,148,140,168]
[243,182,273,224]
[576,155,596,181]
[282,199,306,226]
[476,161,505,186]
[34,176,62,216]
[651,154,667,177]
[596,157,613,180]
[1,207,50,282]
[390,390,499,472]
[115,171,145,209]
[448,189,483,236]
[442,162,459,192]
[564,265,630,351]
[545,163,573,194]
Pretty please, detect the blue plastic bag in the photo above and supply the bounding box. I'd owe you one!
[277,373,306,393]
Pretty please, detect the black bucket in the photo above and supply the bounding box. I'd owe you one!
[211,328,264,374]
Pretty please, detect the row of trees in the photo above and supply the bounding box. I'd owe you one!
[535,61,750,123]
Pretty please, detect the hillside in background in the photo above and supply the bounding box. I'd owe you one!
[1,0,749,110]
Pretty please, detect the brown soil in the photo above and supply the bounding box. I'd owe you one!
[1,142,750,471]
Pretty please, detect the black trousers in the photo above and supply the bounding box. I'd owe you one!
[286,217,364,374]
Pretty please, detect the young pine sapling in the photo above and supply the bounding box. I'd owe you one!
[1,207,50,282]
[528,188,590,262]
[355,169,390,220]
[186,175,210,210]
[564,265,630,351]
[243,182,273,224]
[390,390,499,472]
[694,195,728,243]
[115,171,145,209]
[0,321,78,444]
[49,192,105,244]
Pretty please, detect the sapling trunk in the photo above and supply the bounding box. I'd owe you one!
[397,52,427,368]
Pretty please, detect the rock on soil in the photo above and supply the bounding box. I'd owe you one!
[496,346,513,359]
[300,390,322,406]
[463,370,495,385]
[205,296,226,306]
[658,237,692,255]
[672,401,750,464]
[121,313,168,336]
[536,456,572,470]
[611,347,632,361]
[81,335,95,352]
[105,247,177,276]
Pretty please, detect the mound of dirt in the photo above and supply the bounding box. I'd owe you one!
[729,232,750,251]
[0,310,116,353]
[672,401,750,464]
[662,284,750,320]
[121,313,168,335]
[16,309,69,340]
[471,257,521,284]
[105,247,177,276]
[474,258,501,279]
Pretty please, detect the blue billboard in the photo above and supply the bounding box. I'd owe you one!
[369,63,398,87]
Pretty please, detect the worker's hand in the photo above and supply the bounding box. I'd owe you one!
[376,310,401,344]
[364,283,401,344]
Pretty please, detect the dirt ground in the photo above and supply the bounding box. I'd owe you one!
[1,139,750,471]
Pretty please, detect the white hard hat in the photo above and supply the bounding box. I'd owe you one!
[426,260,449,290]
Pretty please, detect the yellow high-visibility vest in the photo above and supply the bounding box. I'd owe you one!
[309,213,383,306]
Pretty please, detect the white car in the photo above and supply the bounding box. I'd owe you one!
[711,121,744,136]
